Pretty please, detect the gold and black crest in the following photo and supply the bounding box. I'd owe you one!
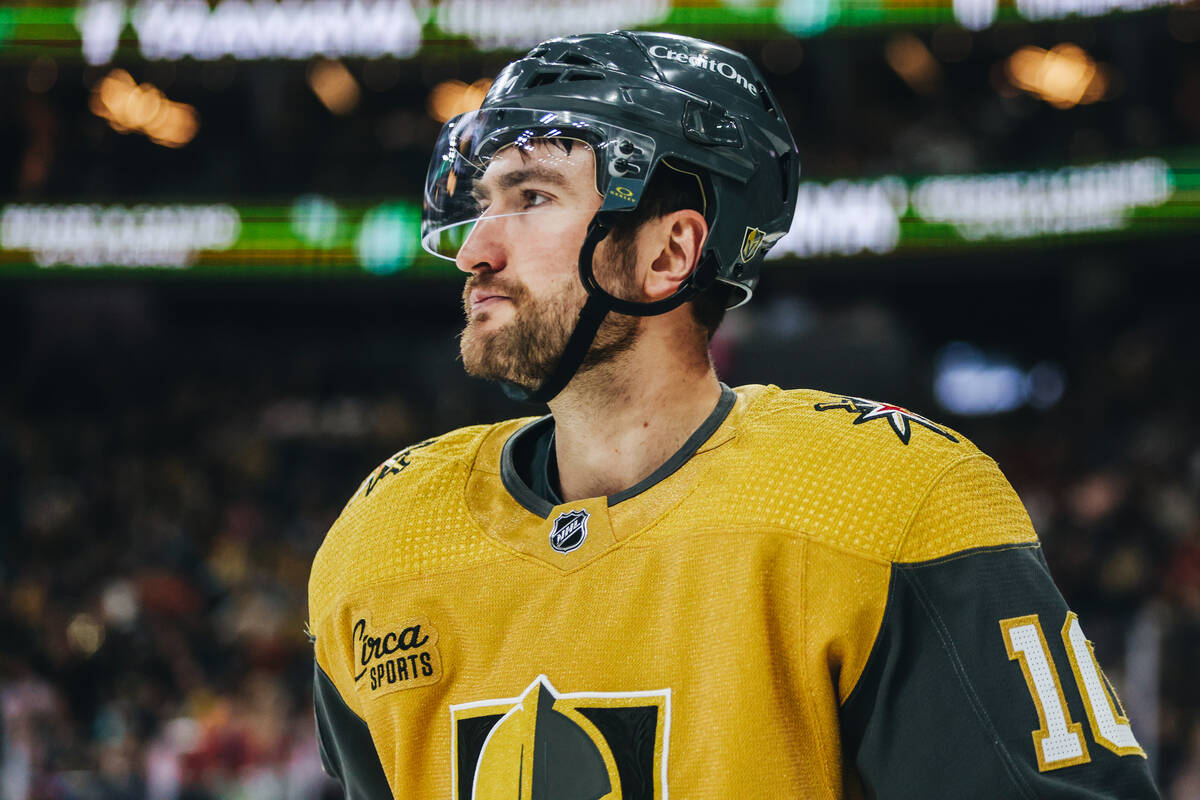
[738,226,766,263]
[450,675,670,799]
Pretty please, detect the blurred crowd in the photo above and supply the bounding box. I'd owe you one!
[1,364,365,800]
[0,276,1197,799]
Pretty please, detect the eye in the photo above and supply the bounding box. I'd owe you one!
[522,190,550,209]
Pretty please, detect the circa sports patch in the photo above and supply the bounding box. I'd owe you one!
[449,675,670,800]
[814,395,959,445]
[351,615,442,697]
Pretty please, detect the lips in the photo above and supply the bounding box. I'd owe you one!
[468,288,510,315]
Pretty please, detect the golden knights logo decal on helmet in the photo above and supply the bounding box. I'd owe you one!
[738,226,766,263]
[449,675,671,799]
[549,509,589,553]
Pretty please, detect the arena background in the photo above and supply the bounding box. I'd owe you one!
[1,1,1199,797]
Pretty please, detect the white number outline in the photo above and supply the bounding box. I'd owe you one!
[1000,611,1147,772]
[1000,614,1091,771]
[1061,612,1147,759]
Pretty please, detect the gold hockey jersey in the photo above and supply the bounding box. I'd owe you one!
[307,384,1159,799]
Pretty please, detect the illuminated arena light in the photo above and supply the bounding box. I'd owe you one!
[432,0,670,50]
[64,0,1200,62]
[0,204,240,268]
[89,69,198,147]
[428,79,492,124]
[1013,0,1191,22]
[0,156,1190,273]
[77,0,422,64]
[355,202,421,275]
[308,60,361,116]
[1006,44,1108,109]
[768,177,908,259]
[952,0,998,31]
[911,158,1173,240]
[934,342,1066,416]
[884,34,941,95]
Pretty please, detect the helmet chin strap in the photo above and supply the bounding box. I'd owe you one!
[500,217,705,405]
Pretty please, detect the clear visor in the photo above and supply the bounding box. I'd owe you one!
[421,107,656,260]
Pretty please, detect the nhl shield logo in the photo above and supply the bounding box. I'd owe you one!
[450,675,671,799]
[549,509,589,553]
[738,226,766,263]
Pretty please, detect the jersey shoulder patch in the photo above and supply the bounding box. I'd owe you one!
[810,393,960,446]
[725,386,1030,561]
[738,386,968,451]
[346,421,517,507]
[309,418,536,627]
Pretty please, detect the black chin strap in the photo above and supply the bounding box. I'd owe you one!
[501,218,709,405]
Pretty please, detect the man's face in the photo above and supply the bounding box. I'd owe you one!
[456,139,640,389]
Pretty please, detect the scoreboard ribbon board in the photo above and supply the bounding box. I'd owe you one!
[0,0,1193,62]
[1,155,1195,276]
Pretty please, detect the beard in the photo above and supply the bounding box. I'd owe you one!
[459,245,641,389]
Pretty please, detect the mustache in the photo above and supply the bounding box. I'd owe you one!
[462,275,526,309]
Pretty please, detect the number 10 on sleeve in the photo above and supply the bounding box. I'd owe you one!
[1000,612,1147,773]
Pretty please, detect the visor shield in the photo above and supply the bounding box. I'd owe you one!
[421,108,656,260]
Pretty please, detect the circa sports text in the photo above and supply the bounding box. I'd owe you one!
[352,617,441,693]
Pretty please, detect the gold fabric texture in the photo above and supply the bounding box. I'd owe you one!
[308,384,1039,798]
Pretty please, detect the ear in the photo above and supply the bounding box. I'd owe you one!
[642,209,708,301]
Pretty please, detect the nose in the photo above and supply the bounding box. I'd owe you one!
[454,214,508,275]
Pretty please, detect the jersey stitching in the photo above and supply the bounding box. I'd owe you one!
[839,557,897,709]
[313,660,395,795]
[891,452,993,563]
[740,388,816,423]
[836,560,893,709]
[312,631,366,721]
[902,542,1041,569]
[625,524,895,567]
[898,566,1039,800]
[315,659,370,726]
[797,542,841,800]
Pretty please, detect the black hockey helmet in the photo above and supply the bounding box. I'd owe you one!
[422,31,799,401]
[424,30,800,309]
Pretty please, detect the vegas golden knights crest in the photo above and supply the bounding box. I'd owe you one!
[450,676,670,799]
[738,226,766,263]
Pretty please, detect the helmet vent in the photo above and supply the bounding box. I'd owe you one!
[564,70,604,82]
[526,71,562,88]
[527,46,550,58]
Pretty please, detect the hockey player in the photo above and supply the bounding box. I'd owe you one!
[308,31,1162,798]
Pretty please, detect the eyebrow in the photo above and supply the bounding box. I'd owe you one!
[471,166,570,201]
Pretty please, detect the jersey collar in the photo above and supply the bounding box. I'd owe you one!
[464,384,763,572]
[499,383,737,519]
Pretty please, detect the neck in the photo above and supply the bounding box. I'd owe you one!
[547,330,722,502]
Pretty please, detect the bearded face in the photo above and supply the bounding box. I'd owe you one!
[459,239,641,389]
[453,138,646,389]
